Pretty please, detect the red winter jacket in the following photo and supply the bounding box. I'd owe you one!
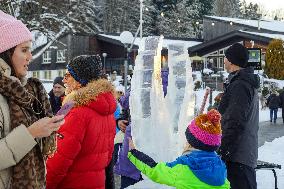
[46,79,116,189]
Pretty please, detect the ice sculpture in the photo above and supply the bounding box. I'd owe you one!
[128,36,195,188]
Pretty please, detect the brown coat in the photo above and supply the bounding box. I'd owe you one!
[0,59,37,189]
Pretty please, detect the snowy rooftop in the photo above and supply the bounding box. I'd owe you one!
[206,16,284,33]
[99,34,202,49]
[240,30,284,41]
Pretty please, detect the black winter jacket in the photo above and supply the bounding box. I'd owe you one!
[218,67,260,168]
[267,94,280,109]
[48,90,64,115]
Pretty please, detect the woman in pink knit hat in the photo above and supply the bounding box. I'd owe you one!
[0,10,64,189]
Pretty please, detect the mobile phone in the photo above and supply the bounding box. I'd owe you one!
[55,102,74,122]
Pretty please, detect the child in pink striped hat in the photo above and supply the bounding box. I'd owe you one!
[185,108,222,152]
[127,109,230,188]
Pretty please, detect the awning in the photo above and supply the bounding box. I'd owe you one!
[190,55,203,61]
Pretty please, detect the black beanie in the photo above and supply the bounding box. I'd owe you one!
[53,76,64,87]
[225,43,249,68]
[67,55,102,85]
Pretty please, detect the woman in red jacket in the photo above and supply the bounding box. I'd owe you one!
[46,55,117,189]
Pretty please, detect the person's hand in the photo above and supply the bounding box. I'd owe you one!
[128,137,135,150]
[27,115,65,138]
[118,120,128,133]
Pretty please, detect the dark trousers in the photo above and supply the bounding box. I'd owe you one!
[121,175,143,189]
[270,108,278,123]
[105,143,122,189]
[226,161,257,189]
[113,143,122,164]
[105,157,115,189]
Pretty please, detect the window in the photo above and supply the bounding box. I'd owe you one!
[43,51,51,64]
[44,70,52,80]
[57,50,66,63]
[219,57,224,69]
[32,71,40,78]
[58,69,66,77]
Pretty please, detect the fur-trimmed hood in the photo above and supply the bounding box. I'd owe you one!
[63,79,116,115]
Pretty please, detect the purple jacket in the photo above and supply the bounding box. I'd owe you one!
[114,69,168,180]
[114,125,141,180]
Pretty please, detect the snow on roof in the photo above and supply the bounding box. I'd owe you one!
[240,30,284,41]
[207,16,284,33]
[32,31,47,50]
[98,34,201,49]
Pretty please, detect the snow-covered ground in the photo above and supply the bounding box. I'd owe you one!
[257,137,284,189]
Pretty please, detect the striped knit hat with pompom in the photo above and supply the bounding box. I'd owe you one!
[185,109,222,152]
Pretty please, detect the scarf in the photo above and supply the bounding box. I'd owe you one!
[0,74,55,189]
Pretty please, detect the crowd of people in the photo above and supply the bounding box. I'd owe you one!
[0,10,262,189]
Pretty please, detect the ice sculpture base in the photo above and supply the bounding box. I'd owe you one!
[126,177,174,189]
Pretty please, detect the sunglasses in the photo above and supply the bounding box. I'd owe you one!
[64,73,71,79]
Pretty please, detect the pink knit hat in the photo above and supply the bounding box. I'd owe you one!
[185,109,222,151]
[0,10,32,53]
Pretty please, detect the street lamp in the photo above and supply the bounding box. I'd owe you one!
[120,31,134,92]
[102,53,107,73]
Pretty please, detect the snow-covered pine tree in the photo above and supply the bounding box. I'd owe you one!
[240,0,260,19]
[198,0,214,17]
[159,0,200,38]
[67,0,103,33]
[103,0,140,34]
[153,0,176,12]
[143,0,159,36]
[213,0,241,17]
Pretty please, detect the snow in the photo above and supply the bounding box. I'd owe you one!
[98,34,202,49]
[241,30,284,41]
[257,137,284,189]
[207,16,284,32]
[32,31,47,50]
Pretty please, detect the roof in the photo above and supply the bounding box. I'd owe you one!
[98,34,202,49]
[205,16,284,33]
[188,30,283,56]
[241,31,284,41]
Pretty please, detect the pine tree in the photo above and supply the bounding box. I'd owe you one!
[143,0,159,36]
[103,0,140,33]
[264,39,284,79]
[153,0,177,12]
[213,0,241,17]
[174,0,200,38]
[67,0,103,33]
[240,0,260,19]
[197,0,214,17]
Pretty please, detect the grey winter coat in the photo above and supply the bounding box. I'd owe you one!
[0,59,37,189]
[218,67,260,168]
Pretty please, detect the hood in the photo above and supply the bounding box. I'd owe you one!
[119,90,130,110]
[63,79,116,115]
[230,67,260,89]
[167,150,227,186]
